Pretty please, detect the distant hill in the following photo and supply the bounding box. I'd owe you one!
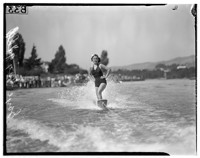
[111,55,195,71]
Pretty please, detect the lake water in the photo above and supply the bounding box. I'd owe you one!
[6,79,196,155]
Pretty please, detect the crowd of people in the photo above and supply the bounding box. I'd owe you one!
[6,73,89,90]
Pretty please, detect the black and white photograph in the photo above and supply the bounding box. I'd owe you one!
[4,2,197,156]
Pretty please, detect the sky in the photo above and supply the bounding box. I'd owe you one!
[6,4,195,69]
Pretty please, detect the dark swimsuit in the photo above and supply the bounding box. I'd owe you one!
[91,64,107,87]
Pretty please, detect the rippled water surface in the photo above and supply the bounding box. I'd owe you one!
[6,79,196,155]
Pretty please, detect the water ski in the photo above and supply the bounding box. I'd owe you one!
[97,99,108,110]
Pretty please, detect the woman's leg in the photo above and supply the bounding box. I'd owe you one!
[95,87,100,100]
[98,83,106,99]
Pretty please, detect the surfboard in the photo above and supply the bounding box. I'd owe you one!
[97,99,108,110]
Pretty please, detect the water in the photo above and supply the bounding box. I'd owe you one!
[6,79,196,155]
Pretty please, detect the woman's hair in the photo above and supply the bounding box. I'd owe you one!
[91,54,101,63]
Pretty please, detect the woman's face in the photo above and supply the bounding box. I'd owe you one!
[92,56,99,64]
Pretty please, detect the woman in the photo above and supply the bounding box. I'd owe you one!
[89,54,111,100]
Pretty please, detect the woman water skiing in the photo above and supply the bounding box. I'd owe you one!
[89,54,111,101]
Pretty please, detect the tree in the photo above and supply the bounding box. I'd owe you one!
[24,44,42,70]
[168,64,178,71]
[11,33,25,67]
[49,45,66,73]
[64,64,79,75]
[100,50,109,66]
[155,63,166,70]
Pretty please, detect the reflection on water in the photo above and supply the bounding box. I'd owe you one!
[6,79,196,155]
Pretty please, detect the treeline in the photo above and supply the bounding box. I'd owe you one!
[113,69,163,79]
[6,32,196,80]
[165,67,196,79]
[6,32,109,77]
[113,64,196,79]
[155,63,196,79]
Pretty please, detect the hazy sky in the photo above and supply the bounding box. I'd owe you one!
[6,4,195,69]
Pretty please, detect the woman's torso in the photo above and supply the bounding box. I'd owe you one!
[91,64,103,79]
